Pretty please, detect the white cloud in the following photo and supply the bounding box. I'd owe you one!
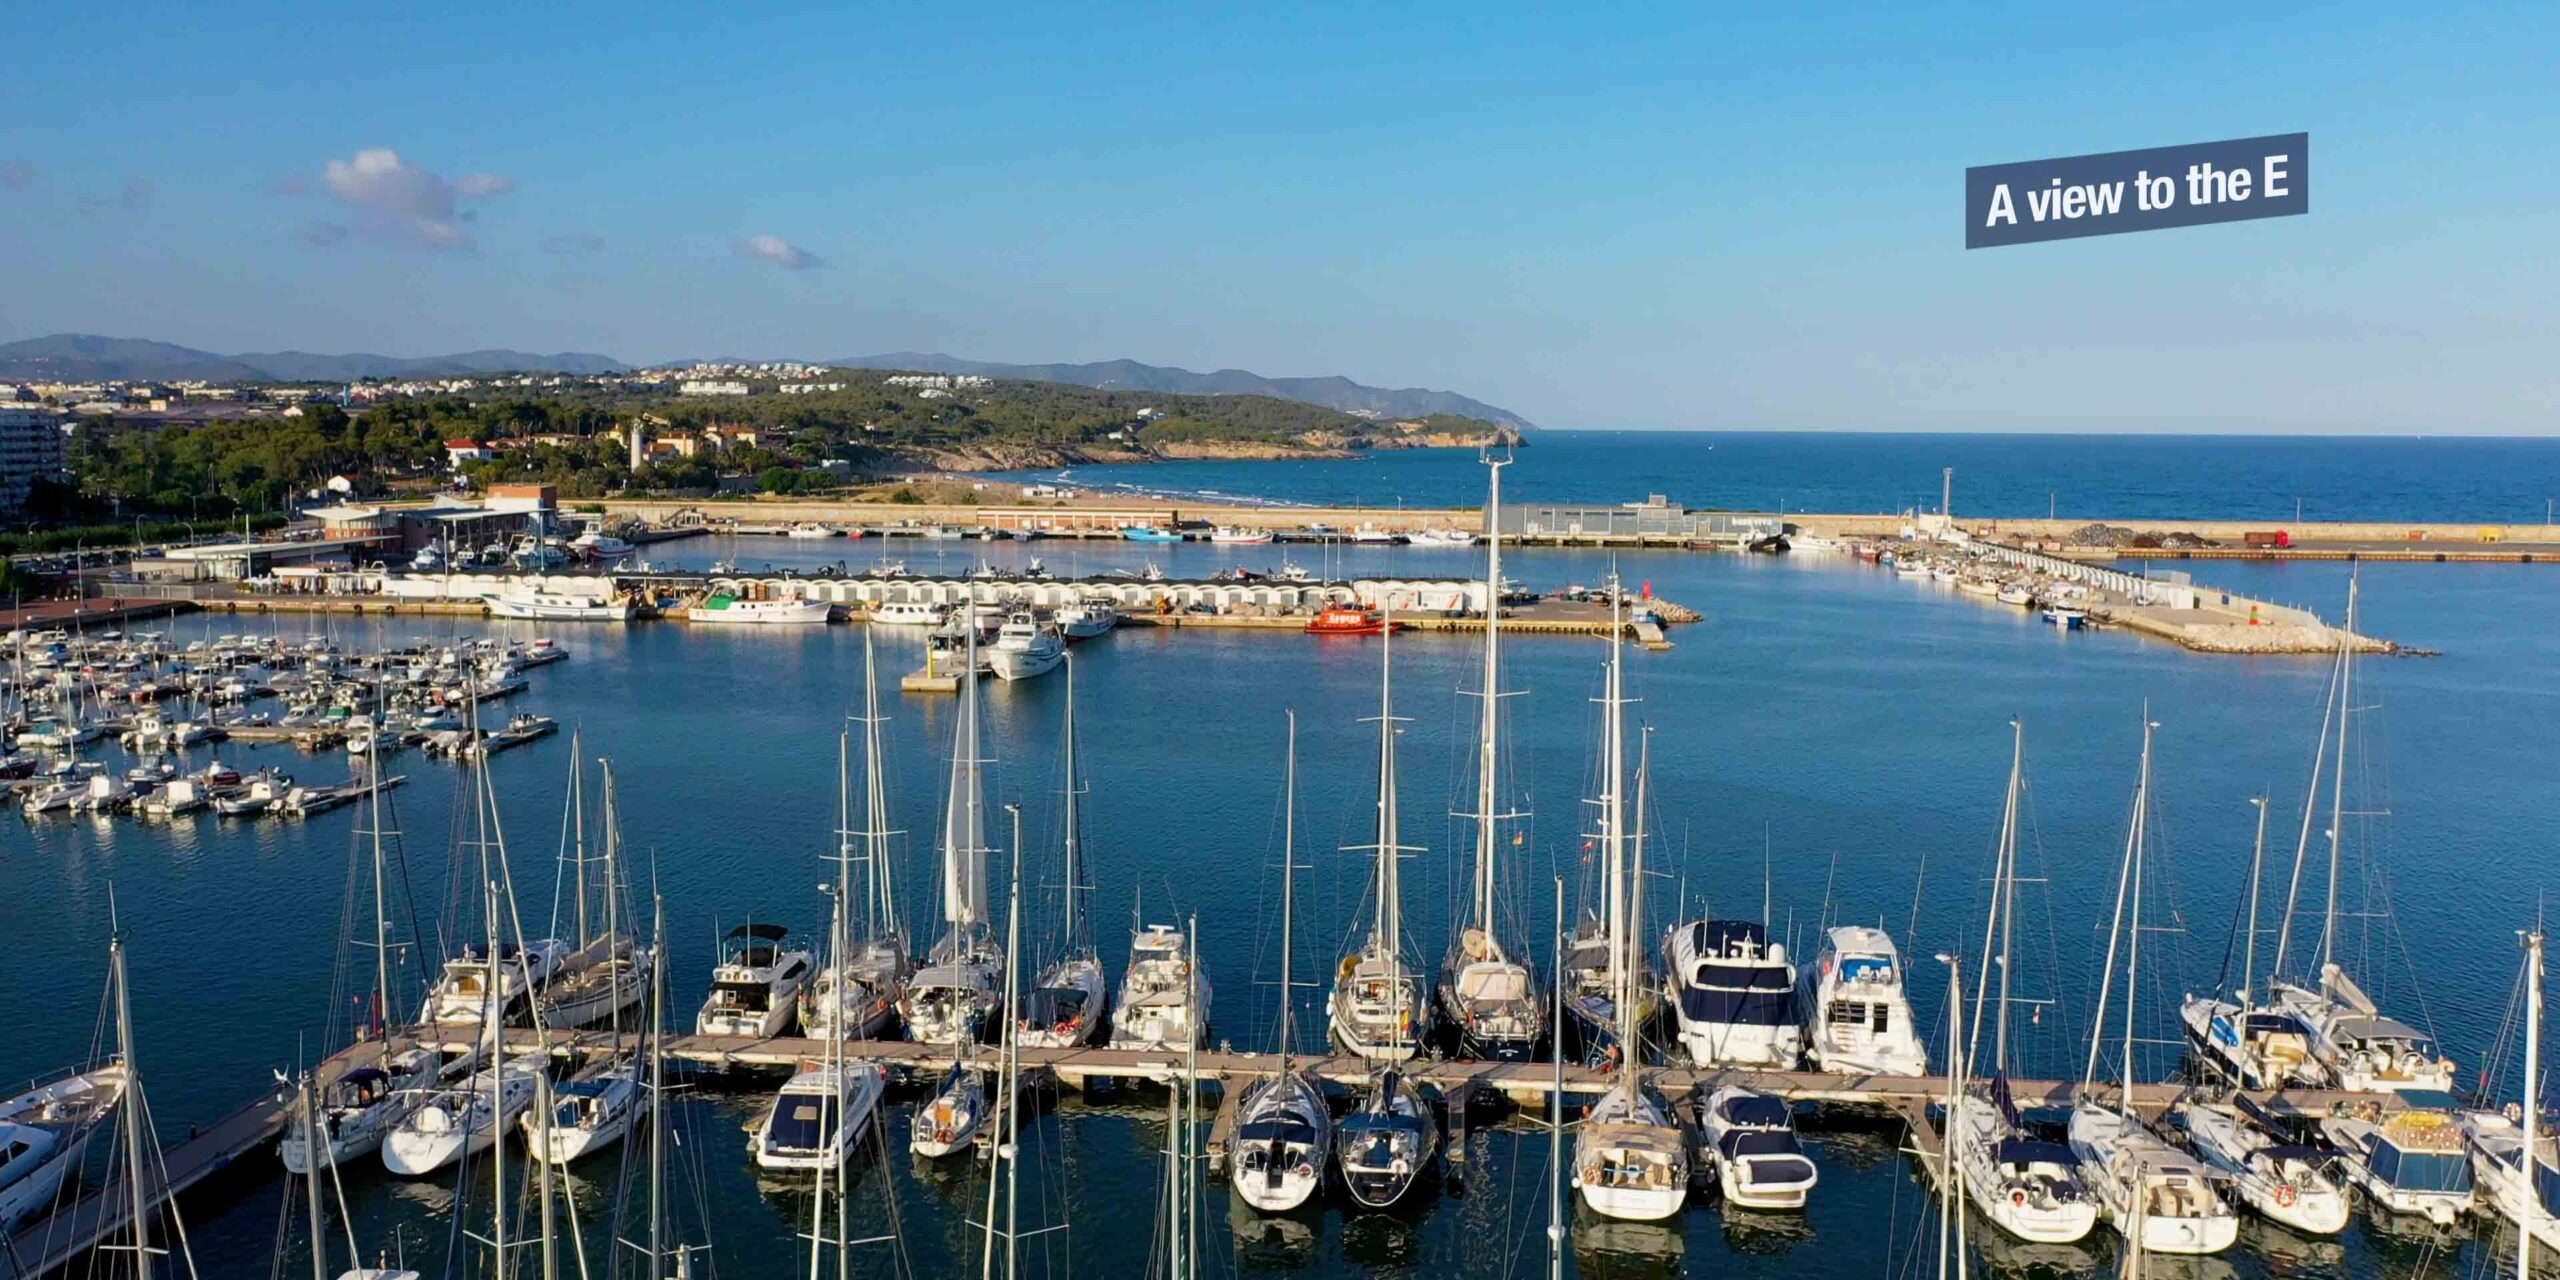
[316,147,511,249]
[738,233,823,270]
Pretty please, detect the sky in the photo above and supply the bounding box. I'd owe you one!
[2,3,2555,433]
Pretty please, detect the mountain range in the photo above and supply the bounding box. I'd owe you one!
[0,333,1531,428]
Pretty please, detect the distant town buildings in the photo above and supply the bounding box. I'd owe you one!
[679,380,754,397]
[774,382,848,394]
[883,374,991,392]
[0,406,70,515]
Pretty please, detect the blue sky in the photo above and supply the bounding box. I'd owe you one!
[2,3,2554,432]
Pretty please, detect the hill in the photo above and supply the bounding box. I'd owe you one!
[0,334,626,382]
[830,352,1533,430]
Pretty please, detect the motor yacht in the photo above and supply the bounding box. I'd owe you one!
[1109,924,1210,1051]
[1698,1086,1818,1210]
[695,923,814,1038]
[751,1062,887,1172]
[1663,919,1802,1068]
[1800,926,1927,1076]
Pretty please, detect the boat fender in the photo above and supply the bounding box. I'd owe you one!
[2012,1189,2027,1208]
[2274,1183,2297,1208]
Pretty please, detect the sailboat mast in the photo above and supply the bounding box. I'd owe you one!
[860,626,899,938]
[2121,718,2156,1104]
[1547,875,1565,1280]
[2524,928,2545,1278]
[301,1072,328,1280]
[602,760,625,1056]
[1603,579,1627,1005]
[945,621,988,933]
[2240,796,2269,1012]
[1375,613,1401,973]
[2318,578,2358,980]
[1994,720,2021,1075]
[570,729,589,950]
[1626,726,1652,1065]
[1471,452,1507,933]
[649,893,666,1272]
[1062,653,1083,947]
[2082,723,2143,1091]
[1280,711,1297,1068]
[486,877,509,1268]
[112,935,151,1272]
[367,747,393,1064]
[2271,618,2346,984]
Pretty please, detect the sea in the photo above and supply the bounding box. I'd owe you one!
[990,429,2560,525]
[10,437,2560,1279]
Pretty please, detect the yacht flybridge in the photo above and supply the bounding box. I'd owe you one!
[1802,926,1927,1077]
[695,923,814,1038]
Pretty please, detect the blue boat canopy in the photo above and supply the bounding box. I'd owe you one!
[1994,1137,2075,1168]
[1717,1093,1793,1129]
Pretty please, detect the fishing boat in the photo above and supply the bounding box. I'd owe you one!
[2066,717,2240,1255]
[2040,606,2087,629]
[1336,1069,1438,1208]
[1800,926,1928,1076]
[1305,603,1395,635]
[483,578,632,622]
[685,593,833,625]
[900,620,1004,1044]
[1210,526,1275,544]
[1698,1087,1819,1209]
[869,600,946,627]
[1232,712,1332,1214]
[1436,452,1544,1062]
[2177,1095,2350,1235]
[1405,527,1475,547]
[1057,599,1119,640]
[1663,918,1801,1068]
[567,526,636,559]
[1996,583,2034,607]
[1571,718,1690,1223]
[803,635,912,1042]
[786,522,841,539]
[1122,525,1185,543]
[986,611,1065,681]
[1020,655,1109,1052]
[1347,525,1402,545]
[1560,578,1657,1066]
[695,923,814,1038]
[1327,615,1431,1062]
[1110,921,1212,1051]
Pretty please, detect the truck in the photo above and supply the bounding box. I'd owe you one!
[2243,530,2292,548]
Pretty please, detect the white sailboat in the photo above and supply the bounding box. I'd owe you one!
[524,758,648,1165]
[1571,721,1690,1222]
[1559,580,1657,1065]
[1327,611,1431,1061]
[1438,451,1544,1062]
[384,880,543,1177]
[2263,581,2457,1094]
[2177,1094,2351,1234]
[900,620,1005,1045]
[2462,930,2559,1259]
[2066,716,2239,1256]
[802,629,912,1043]
[1949,721,2099,1245]
[1232,711,1333,1215]
[536,747,652,1032]
[1020,653,1109,1052]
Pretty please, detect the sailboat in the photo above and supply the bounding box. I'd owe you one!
[1948,721,2099,1244]
[975,803,1067,1280]
[384,880,542,1177]
[2262,580,2457,1094]
[1327,611,1432,1061]
[802,629,911,1043]
[280,748,450,1174]
[1559,579,1658,1066]
[900,619,1006,1046]
[2460,929,2560,1258]
[524,759,648,1164]
[0,960,129,1233]
[1020,652,1109,1051]
[536,744,653,1031]
[2178,794,2323,1090]
[1232,711,1333,1215]
[1571,724,1690,1222]
[1437,451,1544,1062]
[2065,716,2239,1255]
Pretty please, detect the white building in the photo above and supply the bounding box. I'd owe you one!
[0,408,69,515]
[679,380,754,397]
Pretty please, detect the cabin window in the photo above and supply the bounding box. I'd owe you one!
[1871,1004,1891,1034]
[1828,1001,1865,1025]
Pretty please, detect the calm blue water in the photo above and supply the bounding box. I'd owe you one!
[991,430,2560,525]
[9,522,2556,1278]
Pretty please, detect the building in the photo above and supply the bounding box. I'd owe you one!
[443,438,493,468]
[679,380,754,397]
[1498,496,1783,545]
[0,407,69,516]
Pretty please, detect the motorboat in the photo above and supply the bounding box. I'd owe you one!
[1209,526,1274,544]
[538,1060,647,1165]
[0,1067,127,1233]
[1121,526,1184,543]
[2041,606,2087,629]
[1057,600,1119,640]
[1109,924,1210,1052]
[1335,1069,1438,1208]
[685,593,833,625]
[2460,1106,2560,1252]
[1405,527,1475,547]
[426,939,573,1028]
[2180,1000,2322,1091]
[695,923,815,1038]
[2321,1106,2474,1225]
[751,1062,887,1172]
[566,528,636,560]
[1698,1087,1818,1210]
[1662,918,1802,1068]
[2178,1096,2350,1235]
[869,600,946,627]
[1305,605,1394,635]
[2067,1106,2241,1254]
[380,1060,541,1176]
[1347,525,1402,545]
[483,580,632,622]
[1800,926,1928,1076]
[908,1065,988,1159]
[1996,583,2034,607]
[785,523,841,539]
[986,613,1065,682]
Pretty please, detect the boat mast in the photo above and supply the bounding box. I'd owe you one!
[486,877,510,1271]
[1373,611,1403,971]
[2082,717,2146,1092]
[1468,450,1511,937]
[301,1071,328,1280]
[648,892,667,1274]
[1975,719,2023,1077]
[1279,711,1297,1070]
[2271,613,2347,986]
[2523,927,2545,1278]
[981,805,1029,1280]
[568,728,590,949]
[2240,796,2269,1015]
[1625,725,1653,1079]
[2317,577,2359,982]
[602,759,626,1058]
[112,934,153,1276]
[2119,717,2157,1106]
[944,620,989,937]
[1062,652,1085,951]
[858,626,900,941]
[1602,577,1627,1004]
[1546,874,1565,1280]
[366,746,394,1068]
